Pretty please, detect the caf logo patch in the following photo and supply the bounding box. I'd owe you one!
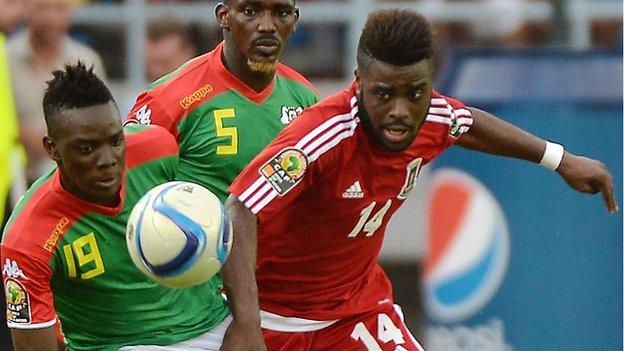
[260,148,308,196]
[4,278,31,324]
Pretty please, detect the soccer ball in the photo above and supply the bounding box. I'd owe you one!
[125,181,232,288]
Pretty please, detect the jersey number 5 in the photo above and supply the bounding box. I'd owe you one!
[214,108,238,155]
[348,199,392,237]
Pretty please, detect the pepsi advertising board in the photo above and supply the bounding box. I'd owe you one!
[422,102,622,351]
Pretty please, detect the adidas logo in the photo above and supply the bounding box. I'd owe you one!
[342,180,364,199]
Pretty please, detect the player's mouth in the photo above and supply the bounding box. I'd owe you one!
[382,125,412,143]
[253,38,280,56]
[95,176,120,190]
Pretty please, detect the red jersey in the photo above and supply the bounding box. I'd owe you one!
[229,83,473,321]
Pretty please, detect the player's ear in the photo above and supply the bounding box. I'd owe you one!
[293,8,300,29]
[215,3,230,30]
[43,135,60,162]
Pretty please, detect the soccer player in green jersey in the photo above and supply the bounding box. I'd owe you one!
[127,1,318,348]
[0,63,234,351]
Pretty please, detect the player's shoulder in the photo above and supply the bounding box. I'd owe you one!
[276,63,318,95]
[279,86,358,158]
[287,89,357,129]
[413,90,473,154]
[431,90,469,111]
[2,173,70,253]
[123,124,179,168]
[128,50,224,122]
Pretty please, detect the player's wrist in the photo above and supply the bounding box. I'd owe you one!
[539,141,565,171]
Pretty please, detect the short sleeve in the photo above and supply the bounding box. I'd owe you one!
[1,245,56,329]
[229,109,349,220]
[428,90,473,148]
[126,92,179,140]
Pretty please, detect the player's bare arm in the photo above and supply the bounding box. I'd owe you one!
[457,107,618,213]
[220,195,265,351]
[11,327,62,351]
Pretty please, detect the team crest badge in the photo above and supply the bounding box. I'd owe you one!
[279,106,304,124]
[260,148,308,196]
[4,278,31,324]
[397,158,423,200]
[449,118,462,137]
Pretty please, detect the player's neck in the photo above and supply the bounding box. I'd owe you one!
[59,174,121,208]
[221,46,276,93]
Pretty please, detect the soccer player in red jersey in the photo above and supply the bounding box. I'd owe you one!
[227,9,618,351]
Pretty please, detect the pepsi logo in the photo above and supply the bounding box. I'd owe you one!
[424,169,510,323]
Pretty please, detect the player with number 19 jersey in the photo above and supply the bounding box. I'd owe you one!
[1,125,229,351]
[229,83,473,323]
[126,42,319,203]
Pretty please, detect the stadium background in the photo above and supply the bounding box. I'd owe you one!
[5,0,623,350]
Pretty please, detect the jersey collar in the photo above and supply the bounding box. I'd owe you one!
[212,42,276,104]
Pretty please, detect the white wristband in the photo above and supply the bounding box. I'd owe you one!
[539,141,565,171]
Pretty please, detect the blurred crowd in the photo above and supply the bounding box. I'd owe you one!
[0,0,622,185]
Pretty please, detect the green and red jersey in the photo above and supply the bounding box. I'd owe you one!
[126,42,319,202]
[1,124,229,351]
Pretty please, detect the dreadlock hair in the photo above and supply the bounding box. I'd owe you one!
[43,61,114,137]
[357,9,433,70]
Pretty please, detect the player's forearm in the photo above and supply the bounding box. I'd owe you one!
[222,195,261,325]
[11,327,60,351]
[457,107,546,163]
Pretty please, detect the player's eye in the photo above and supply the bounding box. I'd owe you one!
[375,90,391,101]
[79,145,94,155]
[275,7,293,17]
[412,90,423,100]
[111,137,124,148]
[243,7,257,16]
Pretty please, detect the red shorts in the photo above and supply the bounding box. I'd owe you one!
[263,304,424,351]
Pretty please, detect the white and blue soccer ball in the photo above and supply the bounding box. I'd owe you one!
[125,181,232,288]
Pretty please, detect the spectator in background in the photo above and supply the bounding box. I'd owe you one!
[424,0,553,47]
[0,0,24,36]
[5,0,107,185]
[146,16,198,82]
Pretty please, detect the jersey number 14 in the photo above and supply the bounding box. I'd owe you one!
[348,200,392,238]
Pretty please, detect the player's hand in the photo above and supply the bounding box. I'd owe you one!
[556,151,618,213]
[219,319,266,351]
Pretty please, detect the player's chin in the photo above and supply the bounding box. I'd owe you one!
[91,180,121,198]
[247,57,278,74]
[380,132,416,152]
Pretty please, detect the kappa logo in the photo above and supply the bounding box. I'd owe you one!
[180,84,213,109]
[135,105,152,125]
[343,180,364,199]
[44,217,69,252]
[3,259,28,280]
[279,105,304,124]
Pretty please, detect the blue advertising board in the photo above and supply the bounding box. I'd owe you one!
[423,51,622,350]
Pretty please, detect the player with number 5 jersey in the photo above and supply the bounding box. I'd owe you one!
[126,42,318,203]
[127,1,319,348]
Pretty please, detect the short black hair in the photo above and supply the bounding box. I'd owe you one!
[223,0,297,6]
[357,9,433,69]
[43,62,114,136]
